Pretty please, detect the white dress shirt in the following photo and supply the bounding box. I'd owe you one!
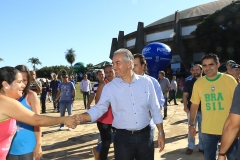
[87,74,163,130]
[80,79,91,92]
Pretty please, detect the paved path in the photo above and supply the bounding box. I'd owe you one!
[41,101,204,160]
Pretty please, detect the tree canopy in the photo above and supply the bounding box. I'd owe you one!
[193,1,240,62]
[65,48,76,68]
[36,65,71,78]
[28,57,42,71]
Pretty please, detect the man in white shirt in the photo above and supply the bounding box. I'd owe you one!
[80,74,91,109]
[75,48,165,160]
[168,75,178,105]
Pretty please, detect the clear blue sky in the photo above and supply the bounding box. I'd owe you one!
[0,0,213,70]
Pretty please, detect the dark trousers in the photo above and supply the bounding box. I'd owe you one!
[41,97,46,113]
[82,91,90,109]
[168,90,177,104]
[114,126,154,160]
[52,92,59,110]
[164,97,168,117]
[7,152,33,160]
[97,121,112,160]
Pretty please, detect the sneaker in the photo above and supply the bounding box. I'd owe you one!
[163,116,167,120]
[174,103,179,105]
[186,148,193,155]
[91,147,100,160]
[168,100,171,104]
[53,109,58,113]
[59,127,64,131]
[68,128,72,131]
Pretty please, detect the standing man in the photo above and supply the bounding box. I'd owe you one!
[133,53,165,146]
[231,64,240,83]
[29,70,42,98]
[225,60,236,76]
[86,70,105,109]
[92,64,115,160]
[75,49,165,160]
[50,74,61,112]
[80,74,91,109]
[55,73,76,131]
[183,64,204,155]
[189,53,238,160]
[158,71,171,120]
[217,84,240,160]
[168,75,178,105]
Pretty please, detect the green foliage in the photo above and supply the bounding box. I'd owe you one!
[28,57,42,71]
[36,65,71,78]
[0,58,3,62]
[65,48,76,68]
[193,1,240,62]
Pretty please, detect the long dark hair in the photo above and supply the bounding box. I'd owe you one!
[15,65,31,96]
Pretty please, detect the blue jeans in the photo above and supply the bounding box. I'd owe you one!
[59,102,72,127]
[114,126,154,160]
[187,111,203,150]
[201,133,238,160]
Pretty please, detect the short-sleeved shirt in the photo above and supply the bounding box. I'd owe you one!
[30,80,42,93]
[183,77,201,111]
[58,82,75,103]
[158,77,171,97]
[90,81,99,95]
[191,73,237,135]
[230,84,240,159]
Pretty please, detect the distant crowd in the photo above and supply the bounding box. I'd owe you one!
[0,48,239,160]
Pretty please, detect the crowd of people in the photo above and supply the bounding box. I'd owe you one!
[0,48,239,160]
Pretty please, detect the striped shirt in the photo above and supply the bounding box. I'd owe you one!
[90,81,99,94]
[87,74,163,130]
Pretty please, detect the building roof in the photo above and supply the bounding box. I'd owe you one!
[146,0,234,27]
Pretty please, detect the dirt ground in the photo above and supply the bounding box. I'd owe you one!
[41,100,204,160]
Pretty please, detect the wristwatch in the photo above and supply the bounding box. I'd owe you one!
[188,124,194,127]
[158,132,165,136]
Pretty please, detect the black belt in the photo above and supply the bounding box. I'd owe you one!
[116,125,150,135]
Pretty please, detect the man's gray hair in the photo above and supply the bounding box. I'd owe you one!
[113,48,134,69]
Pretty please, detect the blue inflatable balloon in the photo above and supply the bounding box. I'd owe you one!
[142,42,172,79]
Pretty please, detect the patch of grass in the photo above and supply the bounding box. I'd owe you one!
[75,81,95,101]
[75,82,83,101]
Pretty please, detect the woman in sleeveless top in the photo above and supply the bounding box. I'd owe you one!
[0,66,77,160]
[7,65,42,160]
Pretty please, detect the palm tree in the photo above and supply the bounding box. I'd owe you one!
[28,57,42,71]
[0,58,3,62]
[65,48,76,69]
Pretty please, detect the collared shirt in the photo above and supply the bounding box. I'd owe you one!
[87,74,163,130]
[185,75,193,81]
[144,74,165,106]
[170,80,177,91]
[158,77,171,98]
[80,79,91,92]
